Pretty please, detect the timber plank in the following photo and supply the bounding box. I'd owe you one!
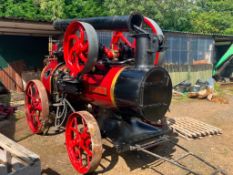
[168,117,222,139]
[0,133,39,164]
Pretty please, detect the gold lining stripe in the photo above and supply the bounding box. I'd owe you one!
[110,67,126,107]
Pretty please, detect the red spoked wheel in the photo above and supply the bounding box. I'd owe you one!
[66,111,102,174]
[25,80,49,134]
[63,21,98,77]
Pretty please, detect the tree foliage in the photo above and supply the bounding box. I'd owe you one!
[0,0,233,34]
[191,0,233,34]
[39,0,65,20]
[155,0,194,31]
[64,0,105,18]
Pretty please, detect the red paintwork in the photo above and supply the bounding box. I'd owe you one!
[41,59,124,108]
[103,46,114,59]
[82,66,124,108]
[110,17,161,65]
[143,17,160,65]
[111,31,135,51]
[52,43,58,53]
[41,58,59,93]
[66,113,92,174]
[63,21,88,77]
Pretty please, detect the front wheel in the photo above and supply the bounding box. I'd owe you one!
[65,111,102,174]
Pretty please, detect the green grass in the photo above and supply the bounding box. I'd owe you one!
[214,83,233,96]
[172,93,191,103]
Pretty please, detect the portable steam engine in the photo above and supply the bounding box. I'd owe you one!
[25,13,172,174]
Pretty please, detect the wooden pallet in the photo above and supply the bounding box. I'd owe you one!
[167,117,222,139]
[0,133,40,175]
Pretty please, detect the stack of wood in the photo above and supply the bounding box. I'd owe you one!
[168,117,222,139]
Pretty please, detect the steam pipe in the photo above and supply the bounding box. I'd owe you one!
[53,13,143,32]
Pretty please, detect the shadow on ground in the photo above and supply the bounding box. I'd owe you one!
[94,132,179,175]
[41,168,61,175]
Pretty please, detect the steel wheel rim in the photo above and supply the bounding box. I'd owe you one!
[66,111,102,174]
[25,80,49,134]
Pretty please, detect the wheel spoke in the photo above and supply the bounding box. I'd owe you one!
[75,59,81,72]
[32,83,39,97]
[73,117,79,130]
[69,34,80,63]
[30,110,36,124]
[81,126,89,140]
[70,127,81,138]
[73,147,83,167]
[35,112,41,124]
[78,26,85,42]
[27,104,33,111]
[79,53,87,63]
[35,103,42,111]
[69,34,79,43]
[70,139,79,147]
[80,42,88,52]
[69,46,78,62]
[80,144,92,157]
[27,86,33,98]
[32,98,41,111]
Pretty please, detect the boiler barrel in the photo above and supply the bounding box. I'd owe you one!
[53,13,143,32]
[82,66,172,122]
[114,66,172,122]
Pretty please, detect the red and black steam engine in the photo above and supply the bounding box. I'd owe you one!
[25,13,172,174]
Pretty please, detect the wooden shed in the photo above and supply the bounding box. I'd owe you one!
[0,18,60,92]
